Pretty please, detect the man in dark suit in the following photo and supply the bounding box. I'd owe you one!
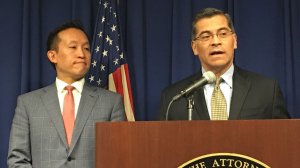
[7,21,126,167]
[158,8,290,120]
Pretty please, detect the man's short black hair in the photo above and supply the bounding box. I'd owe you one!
[46,20,88,51]
[191,8,235,40]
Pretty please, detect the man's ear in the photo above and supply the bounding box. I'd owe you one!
[233,34,237,49]
[191,41,198,56]
[47,50,57,63]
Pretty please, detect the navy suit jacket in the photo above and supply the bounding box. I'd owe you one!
[158,66,290,120]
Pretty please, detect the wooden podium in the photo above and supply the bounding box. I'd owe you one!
[95,119,300,167]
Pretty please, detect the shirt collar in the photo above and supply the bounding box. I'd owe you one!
[202,64,234,88]
[56,78,85,93]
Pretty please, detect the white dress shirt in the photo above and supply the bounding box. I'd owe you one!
[203,65,234,119]
[56,78,85,118]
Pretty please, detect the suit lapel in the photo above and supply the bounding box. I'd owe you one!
[229,67,251,119]
[193,88,210,120]
[69,84,99,153]
[41,84,69,148]
[185,72,210,120]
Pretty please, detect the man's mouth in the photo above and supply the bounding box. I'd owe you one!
[210,51,225,55]
[74,60,86,64]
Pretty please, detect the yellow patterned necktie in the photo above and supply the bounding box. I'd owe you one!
[211,77,228,120]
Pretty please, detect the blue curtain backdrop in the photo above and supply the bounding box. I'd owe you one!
[1,0,300,166]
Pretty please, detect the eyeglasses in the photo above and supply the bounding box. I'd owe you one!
[194,29,234,42]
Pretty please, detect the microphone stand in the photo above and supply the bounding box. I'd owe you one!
[166,93,195,121]
[187,94,194,121]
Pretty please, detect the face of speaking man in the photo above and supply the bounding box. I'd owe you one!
[191,14,237,77]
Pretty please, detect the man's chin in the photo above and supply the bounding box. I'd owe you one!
[74,70,88,79]
[75,66,89,73]
[206,61,230,69]
[210,61,227,67]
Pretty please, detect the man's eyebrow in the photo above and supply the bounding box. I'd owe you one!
[198,27,231,36]
[199,30,211,34]
[82,41,90,46]
[217,27,231,31]
[67,40,89,45]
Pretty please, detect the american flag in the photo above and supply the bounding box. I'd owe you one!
[87,0,135,121]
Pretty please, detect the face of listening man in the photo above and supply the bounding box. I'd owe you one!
[48,28,91,84]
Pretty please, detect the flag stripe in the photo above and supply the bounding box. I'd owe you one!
[120,65,135,121]
[110,65,135,121]
[122,64,134,111]
[112,68,124,94]
[108,74,116,92]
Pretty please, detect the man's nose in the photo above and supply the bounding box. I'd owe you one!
[210,34,222,46]
[77,47,86,58]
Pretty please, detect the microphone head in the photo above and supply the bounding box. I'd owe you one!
[203,71,216,83]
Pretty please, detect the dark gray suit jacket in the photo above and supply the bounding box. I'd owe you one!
[158,66,290,120]
[8,82,126,168]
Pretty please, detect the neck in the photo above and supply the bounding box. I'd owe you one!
[203,63,233,78]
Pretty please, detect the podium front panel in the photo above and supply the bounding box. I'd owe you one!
[95,120,300,167]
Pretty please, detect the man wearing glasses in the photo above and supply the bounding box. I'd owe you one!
[158,8,290,120]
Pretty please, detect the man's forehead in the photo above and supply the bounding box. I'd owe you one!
[196,15,228,31]
[58,28,89,43]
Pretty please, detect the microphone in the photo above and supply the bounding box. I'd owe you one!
[172,71,216,101]
[165,71,216,120]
